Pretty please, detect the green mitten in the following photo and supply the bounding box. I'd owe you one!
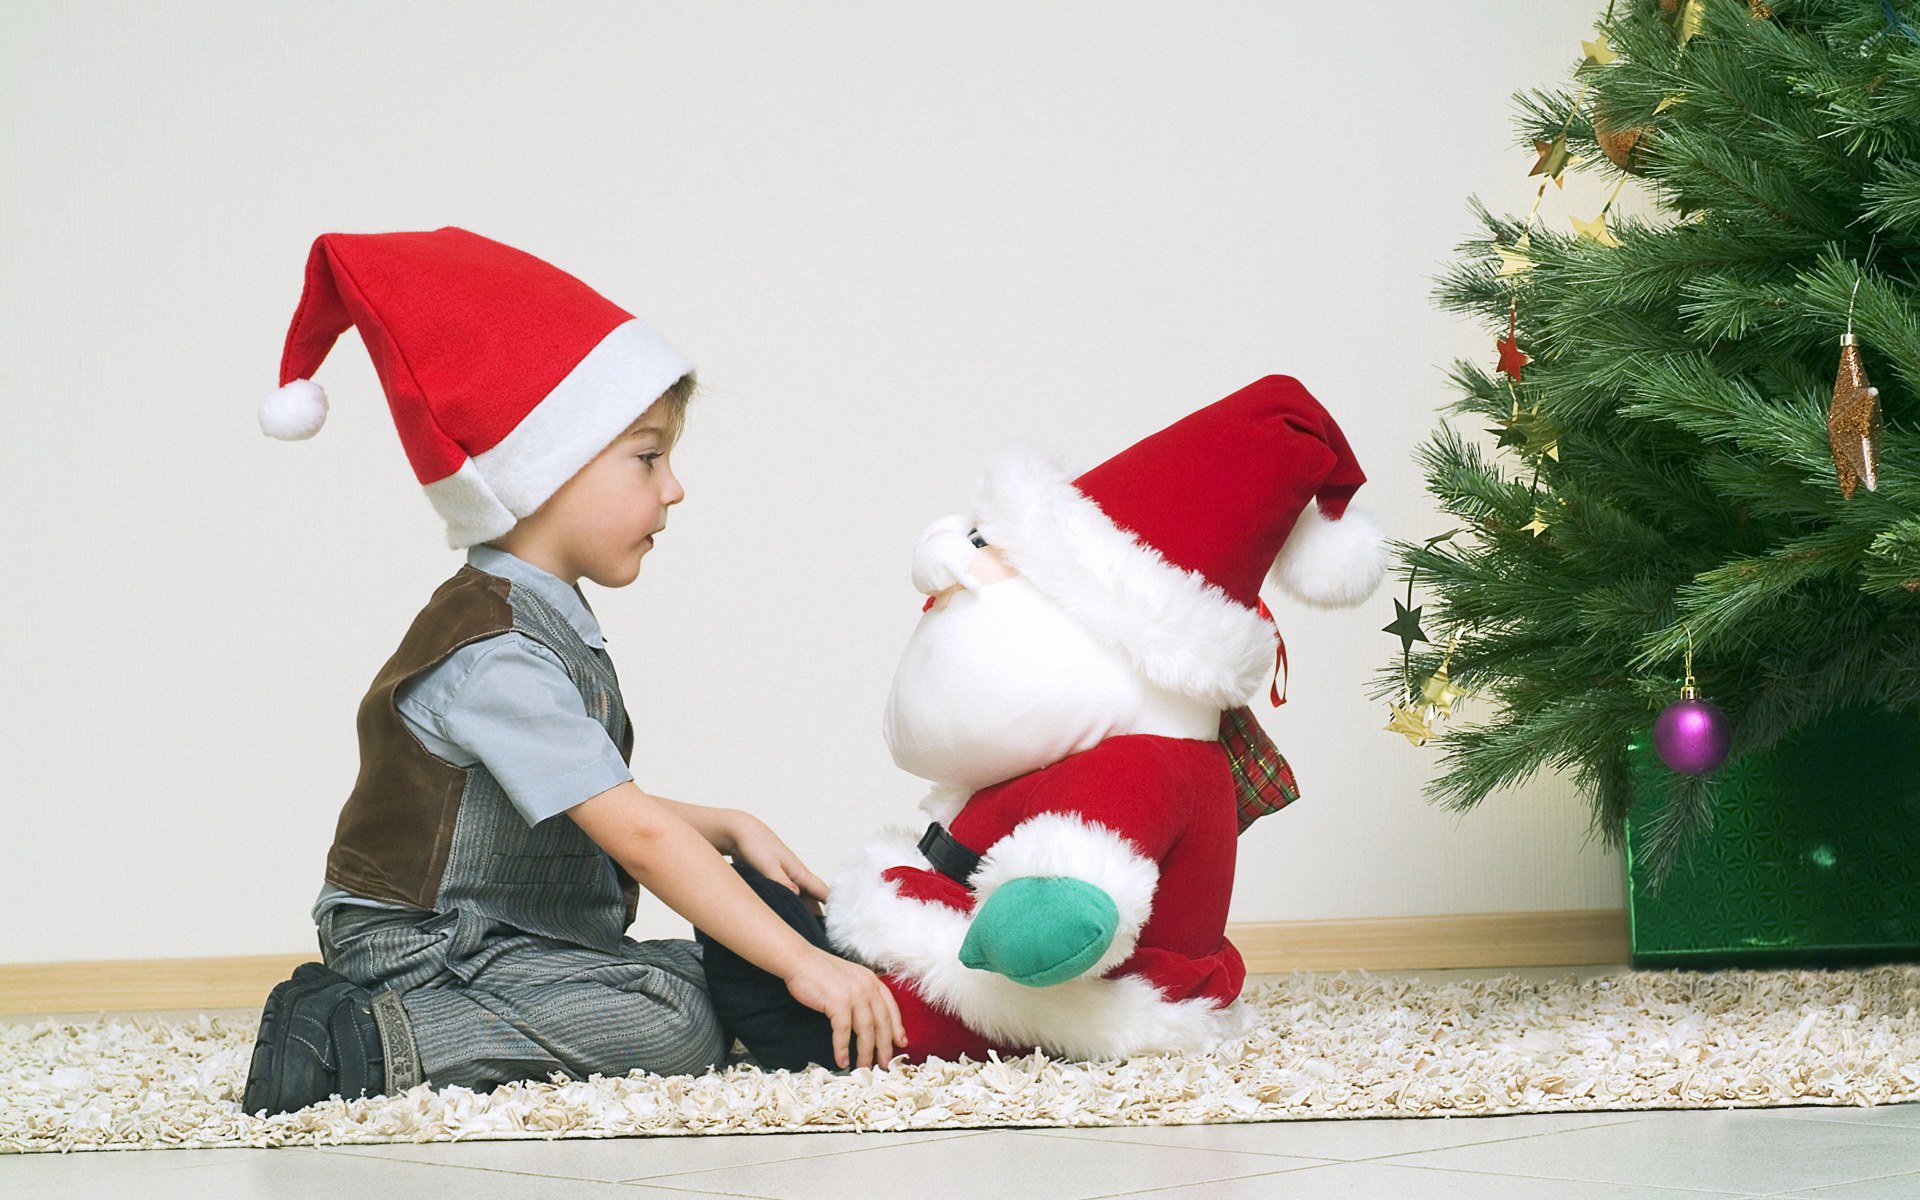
[958,876,1120,987]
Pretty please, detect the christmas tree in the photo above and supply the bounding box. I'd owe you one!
[1380,0,1920,891]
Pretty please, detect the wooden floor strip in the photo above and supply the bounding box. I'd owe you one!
[0,910,1629,1014]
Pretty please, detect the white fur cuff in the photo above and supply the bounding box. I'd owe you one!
[970,812,1160,975]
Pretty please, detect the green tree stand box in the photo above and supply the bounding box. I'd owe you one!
[1623,706,1920,969]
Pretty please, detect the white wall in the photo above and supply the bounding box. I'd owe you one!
[1,0,1637,964]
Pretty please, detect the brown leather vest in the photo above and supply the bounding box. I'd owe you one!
[323,565,640,927]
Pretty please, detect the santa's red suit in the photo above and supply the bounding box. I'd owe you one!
[826,375,1387,1063]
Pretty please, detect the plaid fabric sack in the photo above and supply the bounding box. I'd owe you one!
[1220,705,1300,833]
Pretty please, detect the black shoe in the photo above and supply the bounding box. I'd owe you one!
[242,961,386,1116]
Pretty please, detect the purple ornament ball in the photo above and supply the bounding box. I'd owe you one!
[1654,696,1730,774]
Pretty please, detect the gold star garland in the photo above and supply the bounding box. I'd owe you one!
[1492,397,1560,463]
[1484,378,1565,539]
[1495,4,1620,415]
[1387,629,1474,747]
[1383,531,1478,746]
[1571,175,1629,247]
[1488,0,1713,549]
[1498,0,1762,392]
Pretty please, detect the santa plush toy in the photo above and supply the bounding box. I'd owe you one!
[822,374,1389,1063]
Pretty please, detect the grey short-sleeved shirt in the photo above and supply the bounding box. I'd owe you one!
[311,544,634,923]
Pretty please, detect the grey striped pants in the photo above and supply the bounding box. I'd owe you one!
[317,903,727,1091]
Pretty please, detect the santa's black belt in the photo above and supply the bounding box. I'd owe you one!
[918,821,980,887]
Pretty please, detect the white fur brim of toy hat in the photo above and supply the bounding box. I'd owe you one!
[968,443,1388,711]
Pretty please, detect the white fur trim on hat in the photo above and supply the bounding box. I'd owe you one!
[1268,502,1389,608]
[423,458,519,548]
[823,825,1246,1060]
[259,379,328,440]
[416,317,692,549]
[473,318,691,521]
[969,812,1160,977]
[969,443,1276,710]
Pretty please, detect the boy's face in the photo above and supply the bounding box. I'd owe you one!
[532,393,685,588]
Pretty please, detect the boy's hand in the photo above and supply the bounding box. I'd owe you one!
[782,949,907,1069]
[573,783,902,1069]
[727,815,829,914]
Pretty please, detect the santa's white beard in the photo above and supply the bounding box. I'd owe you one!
[883,575,1219,791]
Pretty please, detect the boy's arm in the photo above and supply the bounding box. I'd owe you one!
[412,636,881,1062]
[648,796,829,907]
[570,780,905,1068]
[649,796,738,849]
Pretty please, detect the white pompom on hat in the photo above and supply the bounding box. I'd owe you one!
[1268,499,1390,608]
[258,378,329,440]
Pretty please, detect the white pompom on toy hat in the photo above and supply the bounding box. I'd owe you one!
[1268,499,1390,608]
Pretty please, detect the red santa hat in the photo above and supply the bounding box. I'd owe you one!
[259,226,694,548]
[969,375,1388,710]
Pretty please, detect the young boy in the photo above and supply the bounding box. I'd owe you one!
[241,227,903,1116]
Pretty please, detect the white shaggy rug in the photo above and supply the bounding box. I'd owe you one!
[5,966,1918,1153]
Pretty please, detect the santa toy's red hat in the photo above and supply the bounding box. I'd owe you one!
[259,226,693,548]
[969,375,1388,709]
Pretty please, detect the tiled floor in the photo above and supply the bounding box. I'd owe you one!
[6,965,1919,1199]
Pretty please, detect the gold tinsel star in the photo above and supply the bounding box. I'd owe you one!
[1677,0,1705,46]
[1529,136,1574,187]
[1385,701,1436,746]
[1492,399,1560,462]
[1522,507,1552,537]
[1418,662,1470,718]
[1580,34,1618,67]
[1829,332,1883,499]
[1496,232,1535,277]
[1654,92,1685,114]
[1571,212,1622,247]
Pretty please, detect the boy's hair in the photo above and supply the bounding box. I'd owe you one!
[624,371,696,449]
